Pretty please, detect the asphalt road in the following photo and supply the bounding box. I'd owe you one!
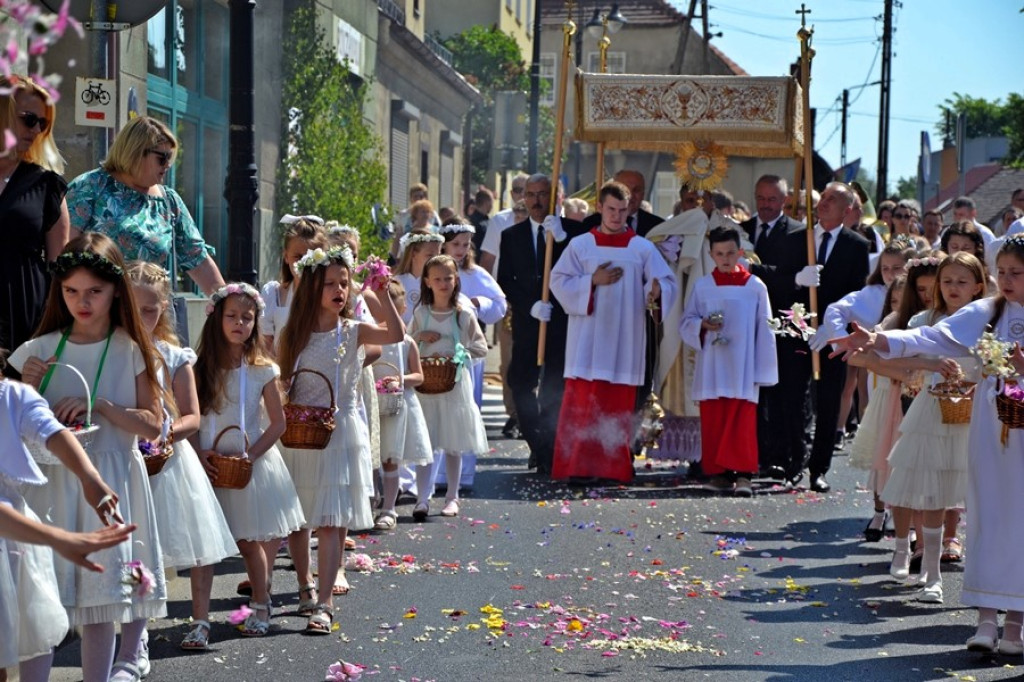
[48,385,1021,682]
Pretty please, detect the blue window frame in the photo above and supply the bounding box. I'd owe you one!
[146,1,230,284]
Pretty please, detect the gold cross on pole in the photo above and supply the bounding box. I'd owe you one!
[796,3,811,28]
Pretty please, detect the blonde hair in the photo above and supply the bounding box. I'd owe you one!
[126,261,178,346]
[102,116,178,178]
[280,219,326,287]
[0,75,65,173]
[394,229,439,275]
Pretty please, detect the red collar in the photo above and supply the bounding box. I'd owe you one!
[711,264,751,286]
[591,227,635,247]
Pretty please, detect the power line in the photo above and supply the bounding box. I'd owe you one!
[710,3,876,23]
[713,22,876,44]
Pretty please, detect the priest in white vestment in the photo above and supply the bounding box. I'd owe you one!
[546,181,677,482]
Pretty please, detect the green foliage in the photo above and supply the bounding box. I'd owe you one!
[1004,93,1024,167]
[894,175,918,200]
[936,91,1024,168]
[277,4,389,256]
[854,167,877,205]
[442,25,530,184]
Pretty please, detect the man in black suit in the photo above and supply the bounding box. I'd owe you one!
[742,175,810,486]
[583,169,663,237]
[796,182,871,492]
[497,174,586,475]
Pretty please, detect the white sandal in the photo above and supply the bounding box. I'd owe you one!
[109,660,144,681]
[296,583,317,616]
[180,620,211,651]
[240,600,272,637]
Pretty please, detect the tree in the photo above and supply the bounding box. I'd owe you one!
[277,3,389,255]
[894,175,917,200]
[1005,93,1024,166]
[443,26,530,185]
[937,93,1009,140]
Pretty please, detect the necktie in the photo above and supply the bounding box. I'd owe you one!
[755,224,770,252]
[817,229,832,265]
[627,215,635,231]
[536,225,546,273]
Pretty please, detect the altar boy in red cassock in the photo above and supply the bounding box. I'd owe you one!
[548,181,677,482]
[680,225,778,496]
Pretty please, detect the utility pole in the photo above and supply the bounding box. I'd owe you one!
[527,0,543,173]
[701,0,710,75]
[225,0,258,285]
[670,0,699,74]
[840,88,849,167]
[876,0,894,205]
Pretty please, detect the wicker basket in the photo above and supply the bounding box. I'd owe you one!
[281,369,336,450]
[928,381,975,424]
[143,432,174,476]
[417,356,458,394]
[997,391,1024,428]
[373,361,405,417]
[25,363,100,466]
[208,425,253,489]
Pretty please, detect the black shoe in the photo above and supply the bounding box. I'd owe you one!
[809,474,831,493]
[833,431,846,452]
[502,417,518,438]
[864,510,888,542]
[760,465,786,481]
[785,471,804,489]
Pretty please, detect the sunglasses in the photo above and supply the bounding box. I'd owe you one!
[18,112,49,132]
[893,212,911,219]
[146,148,173,167]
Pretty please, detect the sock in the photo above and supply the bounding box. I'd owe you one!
[116,619,147,664]
[445,453,462,502]
[1005,611,1024,643]
[382,468,400,513]
[415,463,435,505]
[976,608,999,641]
[80,622,116,682]
[891,536,910,575]
[19,650,54,682]
[868,509,886,531]
[921,525,943,585]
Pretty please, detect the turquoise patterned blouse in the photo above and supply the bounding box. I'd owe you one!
[66,168,214,273]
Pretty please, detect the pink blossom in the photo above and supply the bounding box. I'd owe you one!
[123,560,156,597]
[227,604,253,625]
[324,660,365,681]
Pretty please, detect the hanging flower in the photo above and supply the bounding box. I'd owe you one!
[375,376,402,395]
[354,255,392,292]
[122,560,155,598]
[227,604,253,625]
[971,331,1016,380]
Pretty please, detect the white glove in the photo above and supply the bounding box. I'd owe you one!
[795,264,823,288]
[543,214,567,242]
[738,257,751,270]
[808,326,831,352]
[530,300,553,322]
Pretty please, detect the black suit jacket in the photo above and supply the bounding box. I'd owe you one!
[582,208,663,238]
[799,226,871,313]
[741,214,807,314]
[497,217,587,355]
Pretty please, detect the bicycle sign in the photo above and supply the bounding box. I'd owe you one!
[75,77,116,129]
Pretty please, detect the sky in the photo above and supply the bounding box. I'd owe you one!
[666,0,1023,193]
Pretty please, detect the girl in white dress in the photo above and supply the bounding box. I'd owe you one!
[9,233,168,682]
[394,230,444,325]
[260,216,327,355]
[127,262,237,652]
[439,221,507,490]
[880,252,987,603]
[408,255,489,518]
[373,280,434,529]
[192,283,305,638]
[832,236,1024,653]
[277,245,403,634]
[0,359,127,682]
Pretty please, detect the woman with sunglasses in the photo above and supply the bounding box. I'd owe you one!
[65,116,224,297]
[0,76,71,361]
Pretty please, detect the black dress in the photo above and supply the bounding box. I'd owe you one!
[0,162,67,356]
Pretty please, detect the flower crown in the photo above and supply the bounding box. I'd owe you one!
[438,222,476,236]
[50,250,124,278]
[1003,233,1024,249]
[279,213,323,226]
[399,232,444,253]
[295,246,355,274]
[906,256,941,269]
[206,282,265,316]
[325,221,359,238]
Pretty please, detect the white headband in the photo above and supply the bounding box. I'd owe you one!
[280,214,324,226]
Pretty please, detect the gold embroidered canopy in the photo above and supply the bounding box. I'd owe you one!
[575,73,804,158]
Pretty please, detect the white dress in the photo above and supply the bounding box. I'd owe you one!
[375,337,433,467]
[200,362,305,542]
[148,342,237,569]
[879,298,1024,610]
[353,294,382,469]
[409,306,489,454]
[278,322,375,531]
[0,380,69,667]
[259,280,293,346]
[881,311,977,510]
[9,329,168,626]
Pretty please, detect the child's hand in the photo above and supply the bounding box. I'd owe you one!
[21,355,56,389]
[81,477,123,526]
[197,449,220,477]
[934,358,962,381]
[51,396,88,425]
[592,262,623,286]
[828,322,880,360]
[51,523,137,572]
[418,331,441,344]
[701,317,723,332]
[471,297,483,309]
